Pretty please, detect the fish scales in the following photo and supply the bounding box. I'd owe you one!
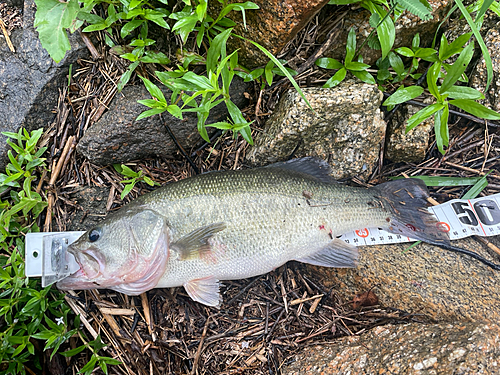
[143,168,388,287]
[57,158,448,306]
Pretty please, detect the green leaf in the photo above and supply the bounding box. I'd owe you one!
[345,27,356,63]
[33,0,79,62]
[167,105,183,119]
[344,61,370,71]
[181,71,214,90]
[396,0,432,19]
[395,47,414,57]
[383,86,424,106]
[406,102,444,133]
[462,171,492,199]
[120,20,144,38]
[172,14,199,43]
[323,67,347,88]
[136,108,166,120]
[434,105,449,155]
[391,175,482,186]
[454,0,493,92]
[439,42,474,94]
[427,62,441,100]
[449,99,500,120]
[412,33,420,48]
[206,28,232,73]
[439,86,484,100]
[264,61,274,86]
[351,70,376,84]
[315,57,344,70]
[121,183,135,199]
[376,9,395,60]
[414,48,437,58]
[139,76,166,102]
[117,61,139,92]
[206,121,233,130]
[388,52,405,76]
[225,100,246,124]
[440,32,472,61]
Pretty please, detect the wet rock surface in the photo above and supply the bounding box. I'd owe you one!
[284,322,500,375]
[309,237,500,323]
[77,78,250,165]
[213,0,330,68]
[385,104,433,163]
[0,0,88,171]
[246,80,385,180]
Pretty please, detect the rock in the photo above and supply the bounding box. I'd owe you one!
[309,237,500,322]
[210,0,329,68]
[77,78,250,165]
[324,0,451,65]
[66,186,110,231]
[0,0,89,171]
[283,322,500,375]
[471,21,500,113]
[385,104,433,163]
[3,0,23,9]
[246,79,386,180]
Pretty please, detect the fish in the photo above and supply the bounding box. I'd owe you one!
[57,157,448,306]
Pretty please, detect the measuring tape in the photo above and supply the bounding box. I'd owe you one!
[339,192,500,245]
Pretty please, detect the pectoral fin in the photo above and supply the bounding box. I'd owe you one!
[171,222,226,260]
[295,238,359,268]
[184,276,221,307]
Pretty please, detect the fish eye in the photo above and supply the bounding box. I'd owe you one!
[88,228,101,242]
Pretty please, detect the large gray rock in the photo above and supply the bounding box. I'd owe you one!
[284,322,500,375]
[309,237,500,323]
[77,79,250,165]
[385,103,433,163]
[0,0,89,171]
[246,80,386,180]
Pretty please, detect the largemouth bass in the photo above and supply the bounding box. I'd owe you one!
[57,158,448,306]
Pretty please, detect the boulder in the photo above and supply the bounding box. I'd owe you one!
[76,78,250,165]
[0,0,89,171]
[211,0,330,68]
[385,103,433,163]
[246,79,386,180]
[309,237,500,323]
[284,322,500,375]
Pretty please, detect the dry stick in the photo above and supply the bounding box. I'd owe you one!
[44,136,75,232]
[444,161,500,181]
[141,293,153,337]
[79,31,102,60]
[0,19,14,52]
[191,315,214,375]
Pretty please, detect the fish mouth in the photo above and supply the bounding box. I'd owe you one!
[56,266,103,290]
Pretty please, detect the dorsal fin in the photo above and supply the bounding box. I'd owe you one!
[264,157,334,183]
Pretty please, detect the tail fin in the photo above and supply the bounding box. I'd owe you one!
[371,179,449,245]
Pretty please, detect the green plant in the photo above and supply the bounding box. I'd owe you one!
[383,33,500,154]
[113,164,159,199]
[60,334,121,375]
[0,129,119,374]
[315,27,376,87]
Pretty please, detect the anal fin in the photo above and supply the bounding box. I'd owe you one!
[184,276,221,307]
[295,238,359,268]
